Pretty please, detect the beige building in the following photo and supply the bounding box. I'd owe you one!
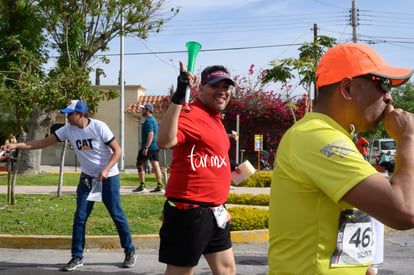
[41,85,171,170]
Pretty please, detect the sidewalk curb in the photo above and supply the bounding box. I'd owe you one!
[0,230,269,250]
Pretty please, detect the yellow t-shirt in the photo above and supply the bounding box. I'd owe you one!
[268,112,378,275]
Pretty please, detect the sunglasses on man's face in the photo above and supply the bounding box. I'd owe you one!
[358,75,392,93]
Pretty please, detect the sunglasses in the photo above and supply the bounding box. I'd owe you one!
[358,75,392,93]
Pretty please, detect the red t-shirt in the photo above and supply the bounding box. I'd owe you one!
[165,99,231,205]
[356,137,368,156]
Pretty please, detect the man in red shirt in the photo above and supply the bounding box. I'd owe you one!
[157,61,236,275]
[356,133,369,160]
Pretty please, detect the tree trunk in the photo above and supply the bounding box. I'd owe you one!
[10,149,22,205]
[18,108,56,174]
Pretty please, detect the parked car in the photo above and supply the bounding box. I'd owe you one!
[368,138,396,165]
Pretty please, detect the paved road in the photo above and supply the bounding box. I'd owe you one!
[0,243,269,275]
[1,231,414,274]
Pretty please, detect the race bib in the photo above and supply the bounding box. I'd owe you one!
[212,205,231,229]
[331,209,374,267]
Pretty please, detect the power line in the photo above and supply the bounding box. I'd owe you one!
[311,0,346,9]
[91,43,304,58]
[136,37,177,70]
[159,11,348,37]
[154,3,414,45]
[169,12,345,24]
[86,3,414,73]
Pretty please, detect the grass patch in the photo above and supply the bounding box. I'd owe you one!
[0,173,270,235]
[0,173,158,187]
[0,194,165,235]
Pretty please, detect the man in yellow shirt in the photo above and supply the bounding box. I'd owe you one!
[269,43,414,274]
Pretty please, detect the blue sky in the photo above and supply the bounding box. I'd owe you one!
[90,0,414,97]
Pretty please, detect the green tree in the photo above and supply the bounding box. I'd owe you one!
[261,36,336,108]
[0,0,48,203]
[222,37,336,165]
[41,0,178,69]
[0,0,46,140]
[391,82,414,112]
[0,0,179,174]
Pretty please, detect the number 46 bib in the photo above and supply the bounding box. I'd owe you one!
[331,209,374,267]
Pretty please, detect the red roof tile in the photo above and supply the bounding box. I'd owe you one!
[125,95,171,114]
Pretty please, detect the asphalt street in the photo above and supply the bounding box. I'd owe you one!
[0,243,269,275]
[2,231,414,274]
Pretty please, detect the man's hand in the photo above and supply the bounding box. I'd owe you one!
[0,150,9,162]
[1,144,16,152]
[383,105,414,143]
[171,72,189,105]
[233,166,241,174]
[171,61,196,105]
[97,168,109,181]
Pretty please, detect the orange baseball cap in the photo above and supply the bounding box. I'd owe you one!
[316,43,413,88]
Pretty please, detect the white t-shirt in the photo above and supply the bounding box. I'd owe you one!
[55,118,119,177]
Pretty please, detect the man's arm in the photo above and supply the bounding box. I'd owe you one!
[98,138,121,181]
[2,134,58,151]
[157,104,181,149]
[158,61,194,149]
[142,131,154,156]
[144,132,154,149]
[343,106,414,230]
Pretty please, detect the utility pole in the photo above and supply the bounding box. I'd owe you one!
[313,23,318,103]
[235,114,240,163]
[119,10,125,170]
[351,0,358,42]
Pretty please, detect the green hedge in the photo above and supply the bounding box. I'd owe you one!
[228,207,269,231]
[233,170,272,187]
[227,193,269,206]
[226,193,270,231]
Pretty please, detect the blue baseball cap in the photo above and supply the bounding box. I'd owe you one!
[60,100,88,114]
[140,103,154,113]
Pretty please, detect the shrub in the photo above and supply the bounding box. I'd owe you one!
[249,194,269,206]
[227,193,269,206]
[228,207,268,231]
[235,170,272,187]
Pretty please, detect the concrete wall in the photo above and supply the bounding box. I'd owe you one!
[93,85,142,168]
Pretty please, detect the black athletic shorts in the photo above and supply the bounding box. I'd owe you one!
[159,200,232,266]
[136,148,160,166]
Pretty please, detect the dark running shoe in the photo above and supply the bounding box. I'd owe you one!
[123,251,137,268]
[132,186,147,193]
[150,186,164,193]
[62,257,83,271]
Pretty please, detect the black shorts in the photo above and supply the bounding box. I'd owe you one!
[159,200,232,266]
[136,148,160,166]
